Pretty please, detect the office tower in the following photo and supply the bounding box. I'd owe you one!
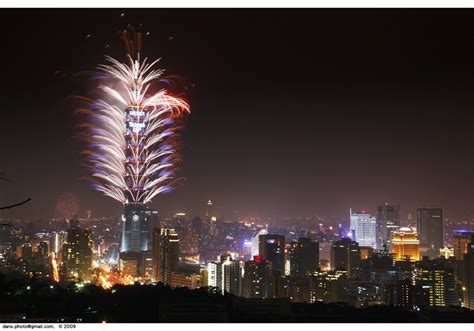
[453,230,473,261]
[258,234,285,271]
[206,255,241,295]
[251,229,268,258]
[414,257,459,308]
[350,210,377,249]
[376,203,400,250]
[120,204,152,253]
[242,241,252,261]
[391,227,420,262]
[464,235,474,309]
[62,220,93,281]
[310,270,347,303]
[289,237,319,277]
[331,238,361,279]
[417,208,444,259]
[242,256,278,299]
[152,228,180,285]
[221,255,242,296]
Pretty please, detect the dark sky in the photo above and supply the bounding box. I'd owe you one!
[1,9,474,222]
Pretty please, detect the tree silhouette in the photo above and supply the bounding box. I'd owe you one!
[0,170,31,210]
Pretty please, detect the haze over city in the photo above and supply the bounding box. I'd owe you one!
[2,9,474,221]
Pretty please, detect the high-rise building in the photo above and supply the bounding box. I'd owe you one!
[331,238,361,280]
[251,229,268,258]
[376,203,400,250]
[242,256,278,299]
[391,227,420,262]
[464,234,474,310]
[453,230,474,261]
[120,204,152,252]
[310,270,347,304]
[417,208,443,259]
[350,210,377,249]
[222,256,242,296]
[61,220,93,281]
[258,234,285,271]
[206,255,242,295]
[414,257,459,308]
[152,228,179,285]
[289,237,319,277]
[207,261,222,289]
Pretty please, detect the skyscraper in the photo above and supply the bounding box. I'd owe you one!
[417,208,444,259]
[61,220,93,281]
[464,234,474,310]
[152,228,180,285]
[414,257,459,308]
[243,256,278,299]
[453,230,474,261]
[350,210,377,249]
[331,238,361,280]
[120,204,152,253]
[391,227,420,262]
[251,229,268,258]
[221,255,242,296]
[376,203,400,250]
[289,237,319,277]
[258,234,285,271]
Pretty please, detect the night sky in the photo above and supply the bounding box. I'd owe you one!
[1,9,474,221]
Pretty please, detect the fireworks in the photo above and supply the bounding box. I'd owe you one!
[79,29,190,205]
[55,192,80,220]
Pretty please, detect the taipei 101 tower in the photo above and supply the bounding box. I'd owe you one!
[79,27,190,253]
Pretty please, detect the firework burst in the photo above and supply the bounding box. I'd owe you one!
[78,29,190,205]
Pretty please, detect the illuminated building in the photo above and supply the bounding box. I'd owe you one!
[222,255,242,296]
[417,208,444,259]
[242,241,252,260]
[206,255,241,295]
[331,238,361,280]
[453,230,473,261]
[464,234,474,309]
[152,228,180,285]
[242,256,278,299]
[310,270,347,303]
[414,257,459,308]
[258,234,285,271]
[360,246,374,260]
[289,237,319,277]
[376,203,400,250]
[51,231,66,255]
[251,229,268,258]
[207,261,222,290]
[170,271,203,289]
[61,220,93,281]
[391,227,420,262]
[120,204,152,253]
[350,210,377,249]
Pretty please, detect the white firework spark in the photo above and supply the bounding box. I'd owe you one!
[79,48,190,204]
